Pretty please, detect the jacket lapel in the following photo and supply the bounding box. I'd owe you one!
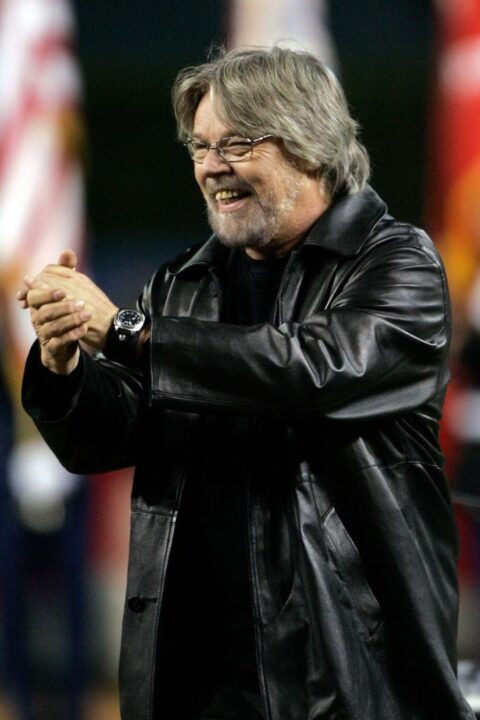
[302,185,387,257]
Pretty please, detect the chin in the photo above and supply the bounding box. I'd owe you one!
[207,207,272,250]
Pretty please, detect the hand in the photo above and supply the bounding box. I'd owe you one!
[16,249,76,308]
[19,249,118,352]
[23,284,91,375]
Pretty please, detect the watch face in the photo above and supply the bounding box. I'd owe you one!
[116,309,145,333]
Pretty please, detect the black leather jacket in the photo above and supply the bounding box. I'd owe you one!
[23,186,474,720]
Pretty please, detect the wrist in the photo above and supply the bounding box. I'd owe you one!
[104,308,147,364]
[99,307,118,349]
[41,347,80,376]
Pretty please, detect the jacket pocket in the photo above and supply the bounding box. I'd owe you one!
[323,506,383,642]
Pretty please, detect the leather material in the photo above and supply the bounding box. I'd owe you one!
[23,186,475,720]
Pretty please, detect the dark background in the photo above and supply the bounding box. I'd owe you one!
[71,0,436,303]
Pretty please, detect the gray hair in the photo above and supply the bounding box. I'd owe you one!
[172,46,370,195]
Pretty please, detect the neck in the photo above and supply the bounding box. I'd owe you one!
[245,233,306,260]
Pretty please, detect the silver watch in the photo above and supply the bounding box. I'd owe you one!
[105,308,146,363]
[114,308,146,341]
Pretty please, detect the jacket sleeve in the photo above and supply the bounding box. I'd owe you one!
[22,342,148,474]
[149,229,450,421]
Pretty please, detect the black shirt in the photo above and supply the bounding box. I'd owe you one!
[223,250,289,325]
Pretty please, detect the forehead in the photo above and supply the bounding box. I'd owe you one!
[192,93,231,140]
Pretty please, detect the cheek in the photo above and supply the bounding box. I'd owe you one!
[194,168,204,189]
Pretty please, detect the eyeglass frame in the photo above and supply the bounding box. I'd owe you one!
[184,134,275,164]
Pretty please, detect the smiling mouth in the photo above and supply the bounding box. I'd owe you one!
[213,189,251,205]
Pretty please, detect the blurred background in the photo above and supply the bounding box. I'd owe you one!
[1,0,480,717]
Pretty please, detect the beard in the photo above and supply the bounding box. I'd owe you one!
[204,177,302,251]
[206,197,274,250]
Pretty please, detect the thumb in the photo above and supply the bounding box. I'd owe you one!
[57,249,77,269]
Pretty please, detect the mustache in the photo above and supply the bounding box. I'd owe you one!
[205,177,254,196]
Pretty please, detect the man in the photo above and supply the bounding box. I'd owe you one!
[19,47,474,720]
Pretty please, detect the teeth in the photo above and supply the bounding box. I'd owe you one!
[215,189,242,201]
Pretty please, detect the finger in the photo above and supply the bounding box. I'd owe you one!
[42,325,89,355]
[17,289,33,309]
[20,281,60,309]
[23,276,49,290]
[37,310,92,342]
[36,265,75,281]
[27,286,67,309]
[57,249,77,269]
[35,299,88,325]
[33,273,77,301]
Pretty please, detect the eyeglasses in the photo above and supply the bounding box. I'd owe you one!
[184,134,274,164]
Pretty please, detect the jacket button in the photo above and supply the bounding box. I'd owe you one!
[128,596,146,613]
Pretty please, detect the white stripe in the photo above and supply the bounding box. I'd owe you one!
[229,0,338,71]
[0,121,58,265]
[441,38,480,96]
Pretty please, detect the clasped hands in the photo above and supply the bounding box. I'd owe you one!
[17,249,118,375]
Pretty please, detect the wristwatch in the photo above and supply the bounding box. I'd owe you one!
[104,308,146,364]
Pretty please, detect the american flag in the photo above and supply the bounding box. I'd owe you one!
[0,0,85,369]
[0,0,86,521]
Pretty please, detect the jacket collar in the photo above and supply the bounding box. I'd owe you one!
[301,185,387,256]
[169,185,387,276]
[167,234,229,276]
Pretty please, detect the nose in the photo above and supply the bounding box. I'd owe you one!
[199,147,233,175]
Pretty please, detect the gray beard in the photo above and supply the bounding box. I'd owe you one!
[206,198,278,250]
[205,174,304,250]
